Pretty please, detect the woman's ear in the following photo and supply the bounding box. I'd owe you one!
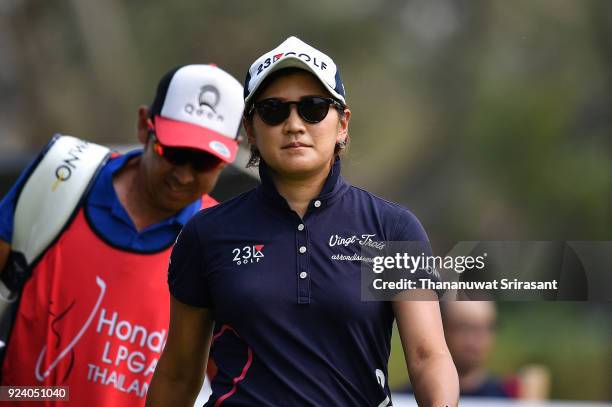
[243,117,257,146]
[336,107,351,144]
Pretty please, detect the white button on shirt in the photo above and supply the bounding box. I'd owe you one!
[314,200,321,208]
[299,246,307,254]
[298,224,305,231]
[299,271,308,279]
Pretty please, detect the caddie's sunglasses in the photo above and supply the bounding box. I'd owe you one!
[149,132,221,172]
[248,96,344,126]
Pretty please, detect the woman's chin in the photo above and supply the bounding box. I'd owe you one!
[268,157,328,178]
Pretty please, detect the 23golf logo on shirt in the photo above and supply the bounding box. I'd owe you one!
[232,245,265,266]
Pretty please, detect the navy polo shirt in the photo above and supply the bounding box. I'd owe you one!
[169,158,431,407]
[0,149,201,252]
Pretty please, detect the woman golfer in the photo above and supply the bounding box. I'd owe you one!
[147,37,458,407]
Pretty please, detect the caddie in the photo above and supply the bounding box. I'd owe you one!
[0,64,244,405]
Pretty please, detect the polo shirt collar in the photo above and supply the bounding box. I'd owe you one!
[257,157,349,213]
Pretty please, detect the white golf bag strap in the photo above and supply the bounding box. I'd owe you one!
[12,135,110,265]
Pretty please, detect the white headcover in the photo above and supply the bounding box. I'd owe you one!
[12,135,110,265]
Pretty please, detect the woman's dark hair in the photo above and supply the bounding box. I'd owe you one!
[244,68,348,168]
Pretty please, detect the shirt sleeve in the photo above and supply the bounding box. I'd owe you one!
[391,208,442,292]
[0,156,39,243]
[167,216,212,308]
[392,208,430,244]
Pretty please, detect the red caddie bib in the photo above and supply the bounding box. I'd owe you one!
[2,196,215,406]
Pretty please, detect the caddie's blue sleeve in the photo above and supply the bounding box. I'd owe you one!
[0,157,38,243]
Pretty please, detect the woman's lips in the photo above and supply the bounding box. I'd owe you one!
[282,142,311,149]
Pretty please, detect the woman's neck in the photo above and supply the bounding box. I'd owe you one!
[271,162,333,218]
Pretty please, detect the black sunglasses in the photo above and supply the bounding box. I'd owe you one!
[249,96,344,126]
[149,133,221,172]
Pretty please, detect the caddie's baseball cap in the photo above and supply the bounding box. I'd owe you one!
[243,36,346,107]
[149,64,244,163]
